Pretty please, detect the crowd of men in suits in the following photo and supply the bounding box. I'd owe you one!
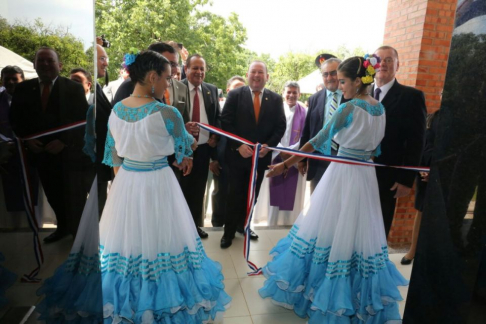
[0,42,426,248]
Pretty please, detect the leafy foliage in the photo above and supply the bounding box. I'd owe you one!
[0,16,92,77]
[95,0,252,89]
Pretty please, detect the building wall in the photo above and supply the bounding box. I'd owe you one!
[382,0,458,245]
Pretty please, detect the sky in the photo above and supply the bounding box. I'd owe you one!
[0,0,388,57]
[1,0,94,50]
[201,0,389,59]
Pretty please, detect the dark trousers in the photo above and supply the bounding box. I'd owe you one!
[37,155,67,231]
[223,163,265,239]
[376,168,397,238]
[36,154,93,235]
[180,144,211,227]
[211,164,229,226]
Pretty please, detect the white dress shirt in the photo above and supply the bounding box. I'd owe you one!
[374,79,395,102]
[188,81,209,144]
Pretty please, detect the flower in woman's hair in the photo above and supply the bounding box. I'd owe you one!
[124,53,138,66]
[364,54,370,59]
[367,66,376,75]
[363,60,370,68]
[361,75,374,85]
[372,54,381,63]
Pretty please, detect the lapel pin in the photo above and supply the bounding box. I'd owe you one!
[207,91,210,95]
[265,97,268,100]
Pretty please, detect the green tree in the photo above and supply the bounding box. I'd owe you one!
[0,16,91,77]
[95,0,205,81]
[185,11,249,89]
[267,52,316,93]
[95,1,253,89]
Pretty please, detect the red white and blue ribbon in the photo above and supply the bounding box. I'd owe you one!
[9,121,87,282]
[198,122,430,275]
[244,143,263,275]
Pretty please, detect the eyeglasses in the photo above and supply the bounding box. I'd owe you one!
[99,56,109,63]
[382,58,395,64]
[322,70,337,78]
[169,61,178,68]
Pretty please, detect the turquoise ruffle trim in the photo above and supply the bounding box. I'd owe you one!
[101,252,231,323]
[258,226,408,324]
[36,245,231,323]
[36,252,103,323]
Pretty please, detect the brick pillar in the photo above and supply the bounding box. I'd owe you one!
[382,0,458,246]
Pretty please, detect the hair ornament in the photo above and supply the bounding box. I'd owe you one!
[122,48,140,70]
[361,54,381,85]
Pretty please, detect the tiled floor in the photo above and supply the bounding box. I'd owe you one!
[0,228,413,323]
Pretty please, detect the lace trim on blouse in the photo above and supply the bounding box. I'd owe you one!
[309,99,384,157]
[102,101,194,167]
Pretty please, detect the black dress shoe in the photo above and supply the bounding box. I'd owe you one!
[248,229,259,240]
[237,228,259,240]
[43,230,69,243]
[220,237,233,249]
[197,227,209,239]
[400,256,414,265]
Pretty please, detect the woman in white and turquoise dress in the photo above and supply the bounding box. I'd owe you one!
[99,51,231,323]
[37,50,230,323]
[259,56,408,323]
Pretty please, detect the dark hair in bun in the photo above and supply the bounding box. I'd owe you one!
[128,50,170,85]
[338,56,371,94]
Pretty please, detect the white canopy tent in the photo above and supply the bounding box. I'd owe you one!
[297,69,322,94]
[0,46,38,80]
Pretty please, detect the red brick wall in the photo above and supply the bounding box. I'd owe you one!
[382,0,457,245]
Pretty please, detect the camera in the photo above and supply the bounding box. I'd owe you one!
[101,35,111,48]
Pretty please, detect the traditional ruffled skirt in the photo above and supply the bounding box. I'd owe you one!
[37,167,231,323]
[259,163,408,323]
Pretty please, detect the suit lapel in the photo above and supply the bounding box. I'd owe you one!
[201,83,213,123]
[380,80,401,114]
[259,89,270,122]
[31,79,41,110]
[244,87,256,124]
[54,77,67,122]
[318,90,327,124]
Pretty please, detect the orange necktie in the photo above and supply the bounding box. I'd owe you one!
[164,89,171,105]
[253,91,261,123]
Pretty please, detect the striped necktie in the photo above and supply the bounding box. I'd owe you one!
[327,92,339,151]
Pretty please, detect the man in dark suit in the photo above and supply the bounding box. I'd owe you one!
[220,61,286,248]
[298,57,343,192]
[180,54,220,238]
[70,68,94,105]
[94,44,113,215]
[10,47,93,242]
[373,45,427,238]
[210,76,246,228]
